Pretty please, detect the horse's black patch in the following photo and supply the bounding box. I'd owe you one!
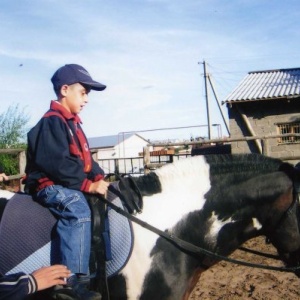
[134,173,162,196]
[202,154,294,221]
[140,268,171,300]
[204,172,292,221]
[107,274,127,300]
[216,220,258,255]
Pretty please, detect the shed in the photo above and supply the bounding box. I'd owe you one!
[223,67,300,162]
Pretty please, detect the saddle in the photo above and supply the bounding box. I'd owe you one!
[0,182,133,280]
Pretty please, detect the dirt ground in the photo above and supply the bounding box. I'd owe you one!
[189,236,300,300]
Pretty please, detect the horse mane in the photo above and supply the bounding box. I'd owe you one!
[205,153,283,178]
[151,154,287,194]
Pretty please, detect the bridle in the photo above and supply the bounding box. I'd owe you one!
[264,191,299,244]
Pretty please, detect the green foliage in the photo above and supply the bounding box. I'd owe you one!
[0,104,30,147]
[0,104,30,175]
[0,153,19,175]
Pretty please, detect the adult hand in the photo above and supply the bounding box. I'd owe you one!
[31,265,71,291]
[0,173,8,182]
[89,179,109,196]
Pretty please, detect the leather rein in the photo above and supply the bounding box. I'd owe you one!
[101,175,300,273]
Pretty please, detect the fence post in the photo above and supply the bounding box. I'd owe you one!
[261,139,269,156]
[143,146,150,174]
[114,159,119,175]
[18,151,26,175]
[18,150,26,192]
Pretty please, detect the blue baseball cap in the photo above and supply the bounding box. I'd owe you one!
[51,64,106,91]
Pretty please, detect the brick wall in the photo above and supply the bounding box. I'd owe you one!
[227,99,300,163]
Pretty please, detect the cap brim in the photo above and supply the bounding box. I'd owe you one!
[80,81,106,91]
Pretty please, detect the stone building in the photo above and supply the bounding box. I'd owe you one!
[223,67,300,163]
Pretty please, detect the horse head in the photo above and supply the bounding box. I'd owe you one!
[200,156,300,278]
[268,161,300,276]
[248,163,300,277]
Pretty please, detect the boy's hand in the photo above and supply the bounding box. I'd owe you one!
[89,179,109,196]
[31,265,71,291]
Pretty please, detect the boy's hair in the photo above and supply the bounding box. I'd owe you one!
[53,85,61,97]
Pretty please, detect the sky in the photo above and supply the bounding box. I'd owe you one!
[1,0,300,142]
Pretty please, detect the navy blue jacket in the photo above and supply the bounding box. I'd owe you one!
[24,101,104,194]
[0,272,37,299]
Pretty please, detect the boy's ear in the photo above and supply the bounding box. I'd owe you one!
[60,85,69,97]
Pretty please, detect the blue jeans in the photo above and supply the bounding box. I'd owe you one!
[36,185,91,274]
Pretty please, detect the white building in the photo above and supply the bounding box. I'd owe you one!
[88,133,150,174]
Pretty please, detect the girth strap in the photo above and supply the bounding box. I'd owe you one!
[85,194,110,300]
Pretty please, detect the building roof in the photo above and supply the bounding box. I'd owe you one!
[223,68,300,104]
[88,133,148,149]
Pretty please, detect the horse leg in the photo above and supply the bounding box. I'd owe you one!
[182,268,204,300]
[182,259,215,300]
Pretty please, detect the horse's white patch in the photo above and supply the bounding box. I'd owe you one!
[205,211,235,246]
[0,190,14,200]
[121,156,211,299]
[252,218,262,230]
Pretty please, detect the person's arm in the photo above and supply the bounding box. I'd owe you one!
[0,265,70,299]
[0,272,36,299]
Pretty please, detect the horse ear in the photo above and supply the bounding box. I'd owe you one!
[293,162,300,193]
[279,162,297,181]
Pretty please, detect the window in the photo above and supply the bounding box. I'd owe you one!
[277,122,300,144]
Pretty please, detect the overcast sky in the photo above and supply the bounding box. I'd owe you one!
[1,0,300,141]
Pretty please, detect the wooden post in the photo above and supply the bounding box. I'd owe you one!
[18,151,26,175]
[114,159,119,175]
[261,139,269,156]
[18,150,26,192]
[143,146,150,174]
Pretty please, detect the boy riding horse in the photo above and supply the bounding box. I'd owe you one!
[24,64,109,300]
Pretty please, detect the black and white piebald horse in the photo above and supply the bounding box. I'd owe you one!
[1,153,300,300]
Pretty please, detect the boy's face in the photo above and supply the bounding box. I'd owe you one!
[60,83,91,114]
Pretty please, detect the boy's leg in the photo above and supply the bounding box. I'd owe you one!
[36,185,91,274]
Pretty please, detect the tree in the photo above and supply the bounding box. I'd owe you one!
[0,104,29,147]
[0,104,30,175]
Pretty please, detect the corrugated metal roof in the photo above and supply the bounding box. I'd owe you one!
[88,133,134,149]
[223,68,300,104]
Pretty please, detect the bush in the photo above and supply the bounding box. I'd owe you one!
[0,104,30,175]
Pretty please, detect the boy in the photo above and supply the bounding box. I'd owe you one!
[24,64,109,300]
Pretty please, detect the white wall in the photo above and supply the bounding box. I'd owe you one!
[96,135,148,160]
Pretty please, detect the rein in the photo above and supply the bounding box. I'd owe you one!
[98,186,300,273]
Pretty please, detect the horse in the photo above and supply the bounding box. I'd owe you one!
[0,153,300,300]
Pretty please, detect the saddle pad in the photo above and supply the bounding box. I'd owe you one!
[0,188,133,278]
[0,193,58,275]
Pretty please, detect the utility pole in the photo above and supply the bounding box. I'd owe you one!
[202,60,211,139]
[199,60,230,138]
[208,76,230,136]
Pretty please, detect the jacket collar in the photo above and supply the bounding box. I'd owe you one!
[50,100,82,123]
